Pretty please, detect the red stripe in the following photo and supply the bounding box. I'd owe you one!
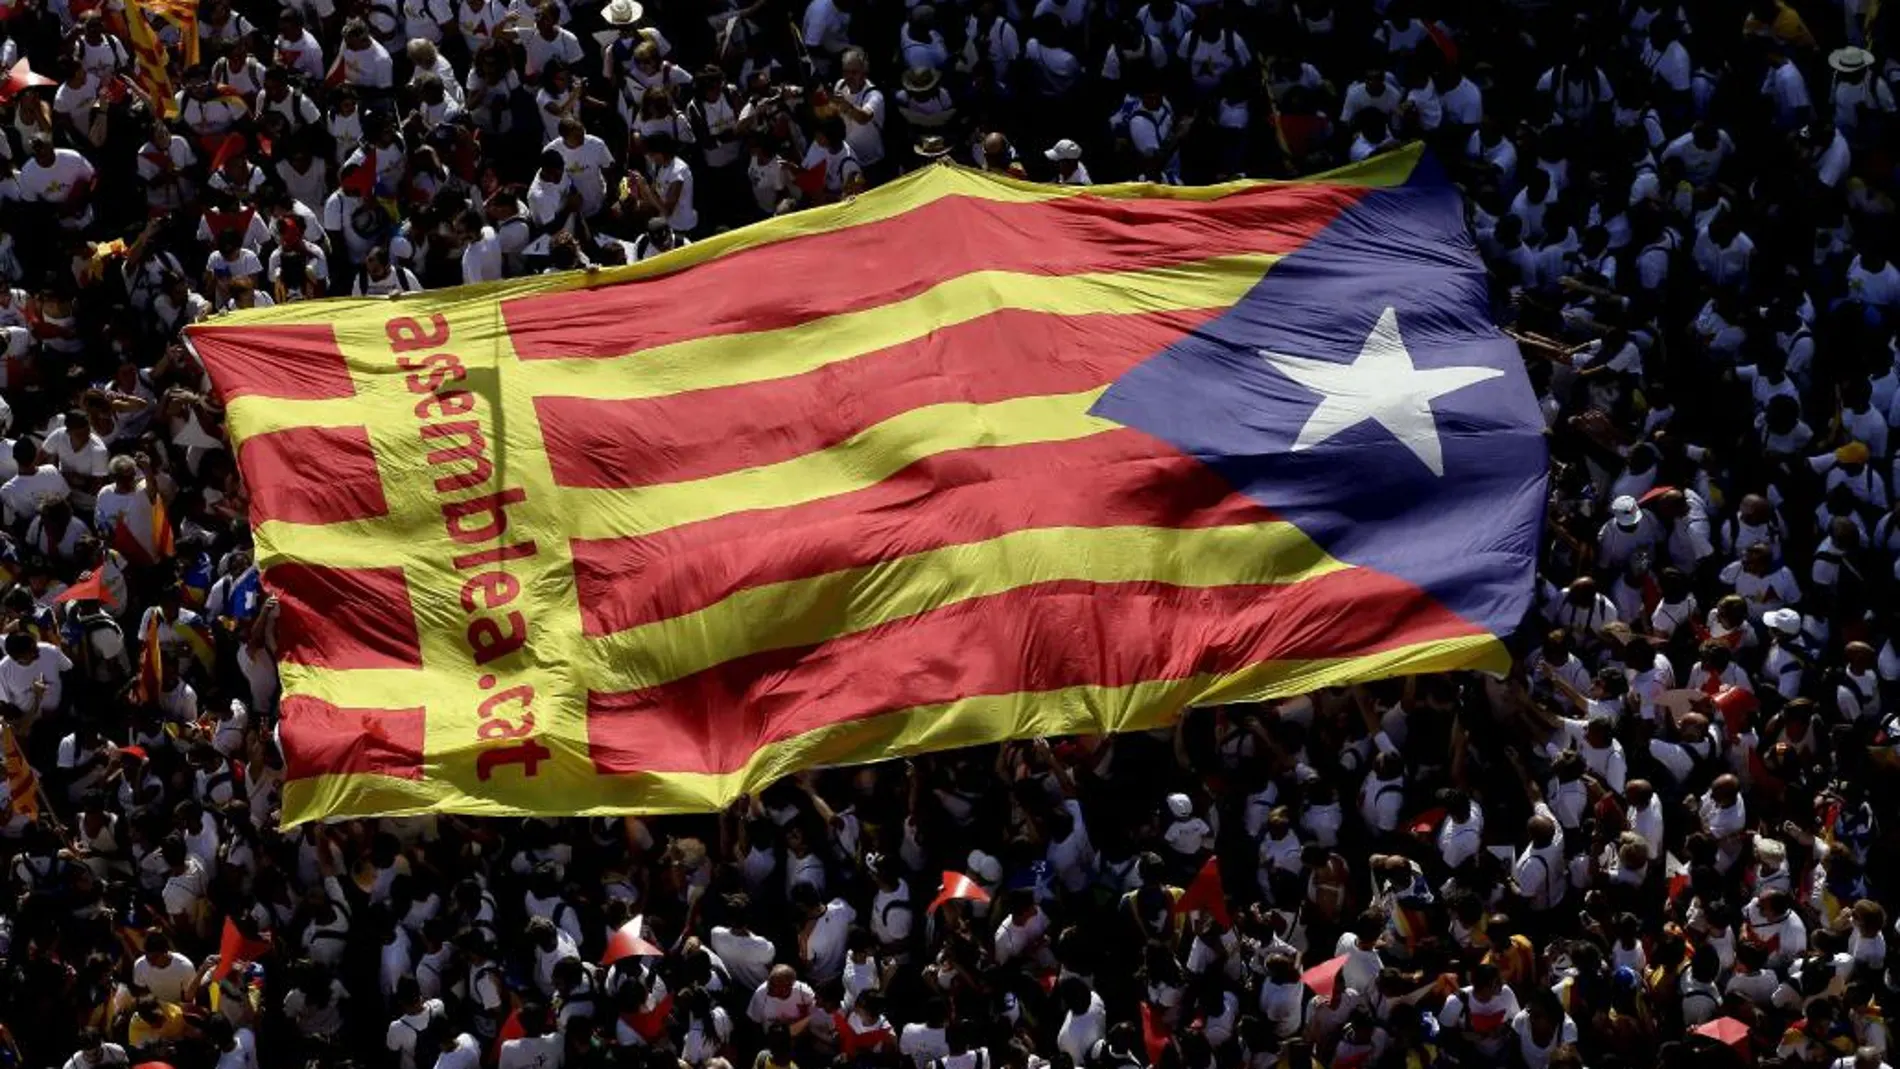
[279,694,425,780]
[586,570,1480,775]
[570,430,1275,635]
[266,562,424,669]
[239,424,388,525]
[537,307,1221,490]
[500,184,1363,360]
[190,323,357,401]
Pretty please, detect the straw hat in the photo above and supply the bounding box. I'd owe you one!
[602,0,644,26]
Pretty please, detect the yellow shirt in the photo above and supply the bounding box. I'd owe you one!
[1744,2,1816,49]
[128,1002,187,1050]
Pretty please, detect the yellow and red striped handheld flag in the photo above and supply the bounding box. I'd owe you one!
[185,147,1545,825]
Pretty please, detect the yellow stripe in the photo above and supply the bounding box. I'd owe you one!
[568,387,1116,541]
[215,253,1276,437]
[185,146,1423,332]
[249,387,1122,562]
[512,253,1274,399]
[584,522,1348,690]
[276,629,1500,824]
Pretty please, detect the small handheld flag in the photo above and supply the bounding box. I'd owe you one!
[213,917,271,980]
[600,919,663,966]
[927,871,988,914]
[53,569,116,608]
[1172,855,1230,925]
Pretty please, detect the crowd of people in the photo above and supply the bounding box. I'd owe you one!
[0,0,1897,1067]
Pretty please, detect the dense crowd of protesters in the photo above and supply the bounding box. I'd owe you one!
[1,0,1899,1068]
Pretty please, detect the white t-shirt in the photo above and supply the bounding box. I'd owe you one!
[806,899,856,982]
[133,951,197,1003]
[549,135,613,217]
[651,155,697,233]
[213,1030,258,1069]
[386,1001,447,1069]
[461,226,504,284]
[746,979,815,1025]
[497,1034,563,1069]
[709,927,775,990]
[19,149,94,206]
[0,643,71,714]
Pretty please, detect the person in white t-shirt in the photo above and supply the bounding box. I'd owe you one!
[455,209,505,284]
[746,965,816,1028]
[132,932,197,1004]
[386,978,448,1069]
[338,20,394,88]
[710,902,777,990]
[1439,964,1521,1062]
[0,631,71,721]
[548,119,615,218]
[18,138,95,229]
[496,1004,563,1069]
[794,884,856,983]
[636,131,698,235]
[60,1032,128,1069]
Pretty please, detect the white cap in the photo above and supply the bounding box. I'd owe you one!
[1765,607,1802,635]
[1045,138,1083,162]
[1610,495,1641,528]
[1166,792,1193,819]
[967,849,1003,883]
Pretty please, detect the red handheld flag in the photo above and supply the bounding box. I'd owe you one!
[601,918,664,966]
[1691,1016,1750,1053]
[0,59,57,104]
[1139,1002,1170,1065]
[794,160,829,198]
[212,917,271,980]
[1171,855,1230,925]
[53,570,116,608]
[927,870,987,913]
[1300,954,1349,995]
[491,1008,526,1062]
[208,133,248,173]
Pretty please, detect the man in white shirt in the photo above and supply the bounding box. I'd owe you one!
[132,932,197,1004]
[18,138,96,229]
[800,0,851,76]
[547,119,614,219]
[0,631,71,723]
[794,884,856,983]
[386,978,447,1069]
[338,19,394,87]
[746,965,816,1028]
[709,900,777,990]
[61,1032,129,1069]
[41,410,108,511]
[496,1005,563,1069]
[456,209,505,284]
[834,49,885,170]
[992,889,1052,967]
[1436,790,1484,871]
[522,3,581,78]
[1509,759,1568,916]
[1056,979,1108,1066]
[526,150,583,237]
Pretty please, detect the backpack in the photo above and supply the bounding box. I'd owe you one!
[398,1010,444,1069]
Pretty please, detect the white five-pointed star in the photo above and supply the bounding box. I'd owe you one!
[1256,306,1502,477]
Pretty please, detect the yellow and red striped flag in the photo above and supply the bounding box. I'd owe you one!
[2,722,37,822]
[183,147,1545,824]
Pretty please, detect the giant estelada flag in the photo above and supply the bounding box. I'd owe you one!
[185,145,1546,824]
